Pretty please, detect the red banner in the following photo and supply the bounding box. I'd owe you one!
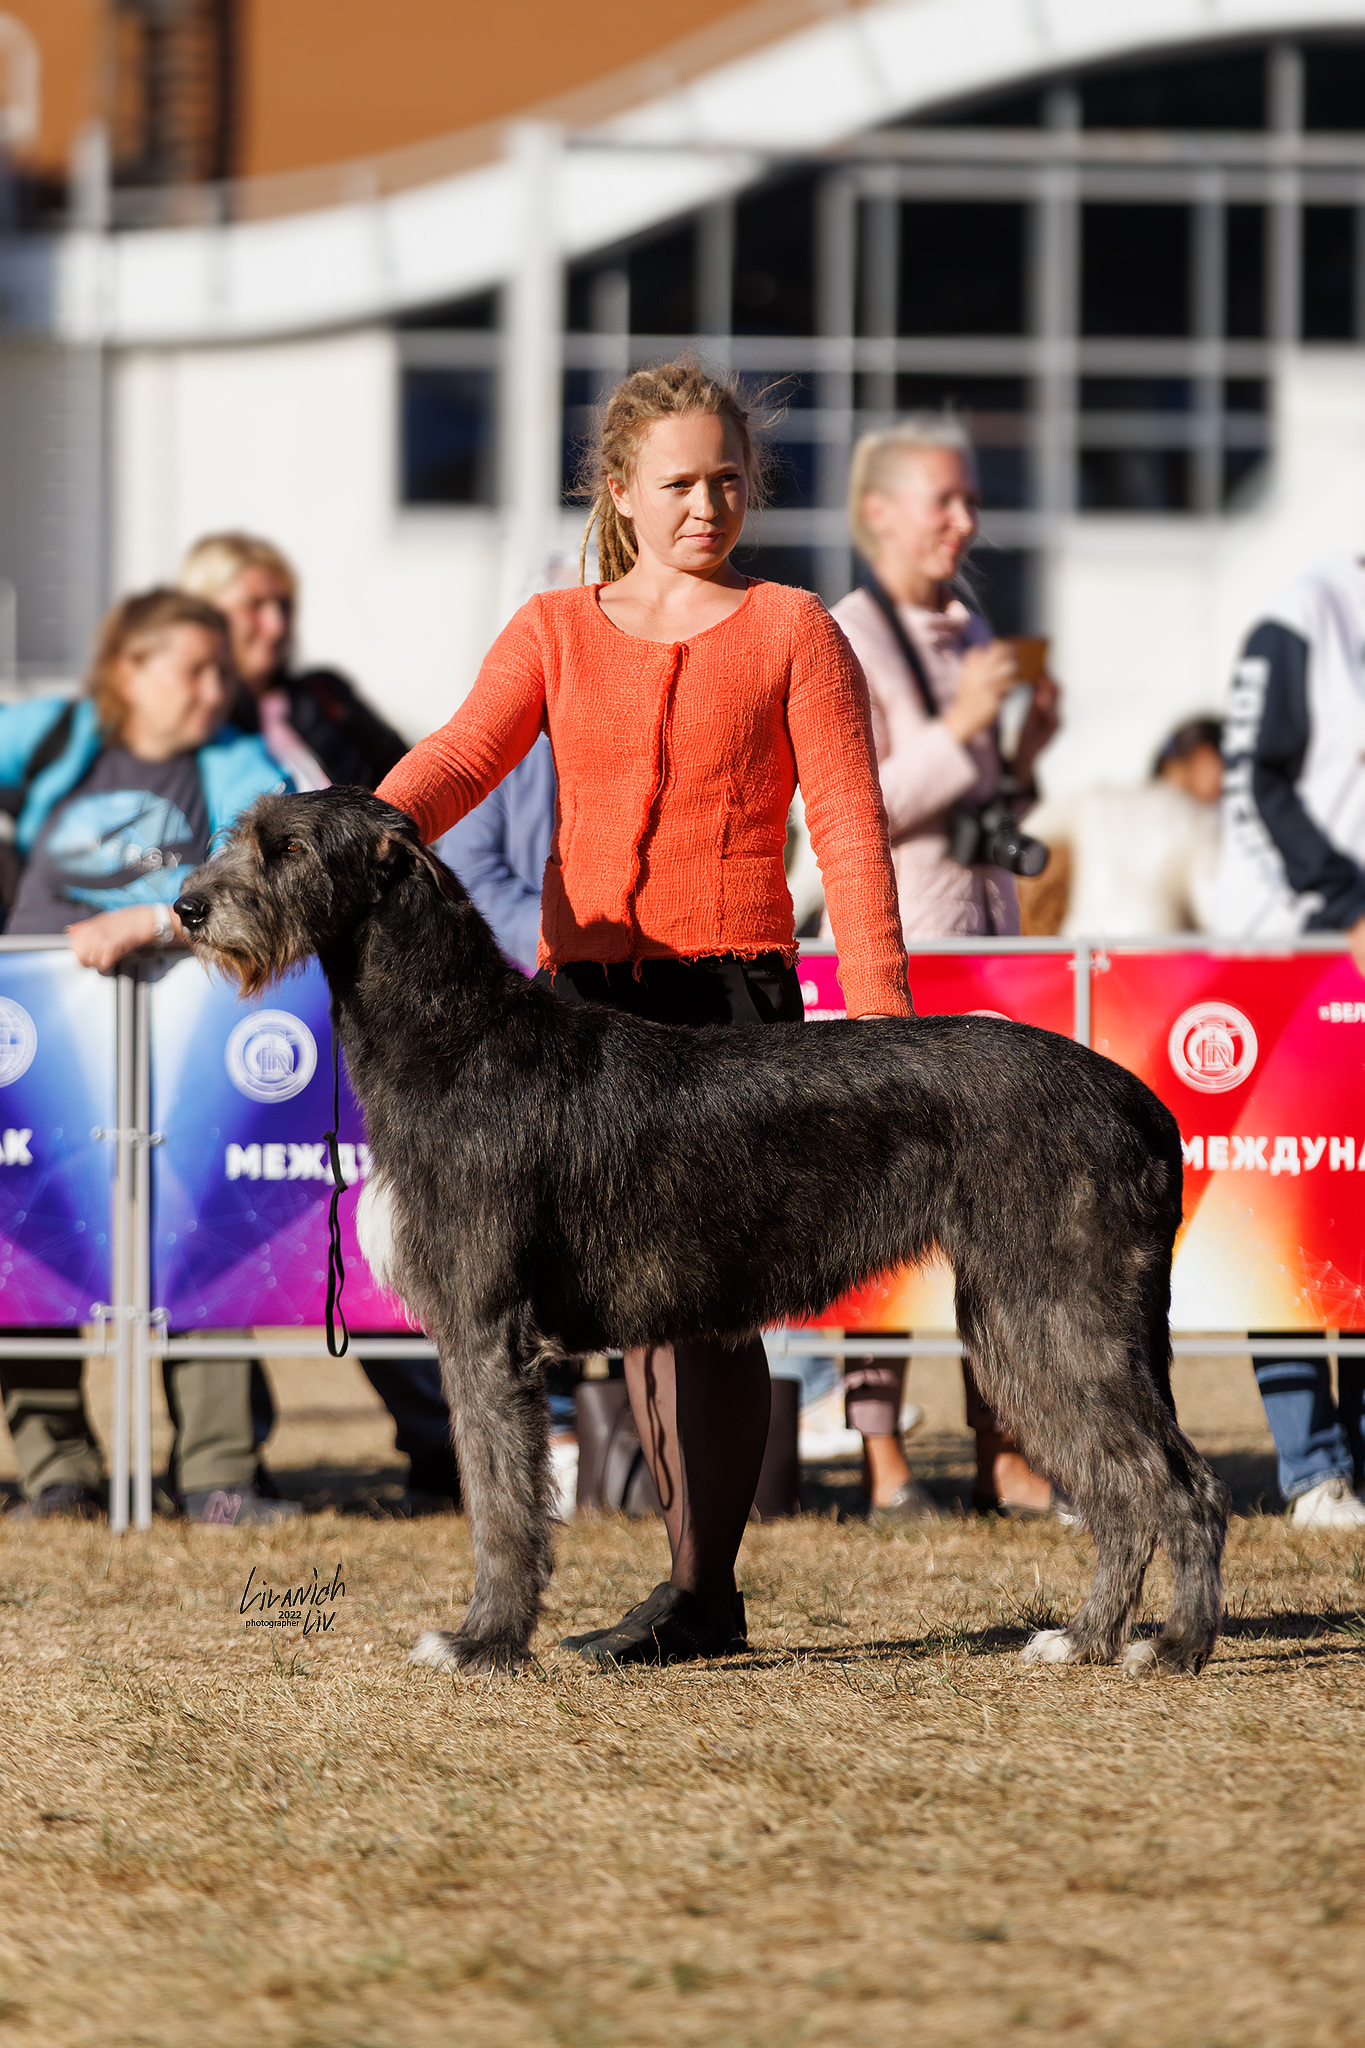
[1095,950,1365,1332]
[800,949,1075,1332]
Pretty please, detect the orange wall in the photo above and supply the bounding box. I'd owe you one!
[237,0,754,177]
[5,0,102,175]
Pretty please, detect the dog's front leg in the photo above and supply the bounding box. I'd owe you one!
[408,1314,554,1676]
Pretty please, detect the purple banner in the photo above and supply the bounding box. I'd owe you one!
[0,948,115,1326]
[149,958,407,1329]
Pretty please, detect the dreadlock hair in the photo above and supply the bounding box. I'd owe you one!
[577,359,770,584]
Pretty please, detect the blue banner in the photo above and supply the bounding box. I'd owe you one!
[149,957,406,1329]
[0,948,115,1326]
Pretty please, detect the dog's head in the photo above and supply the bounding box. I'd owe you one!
[174,789,458,996]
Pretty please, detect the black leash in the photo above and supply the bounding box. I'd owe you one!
[323,1006,350,1358]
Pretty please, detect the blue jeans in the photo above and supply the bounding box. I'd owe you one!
[1252,1335,1365,1501]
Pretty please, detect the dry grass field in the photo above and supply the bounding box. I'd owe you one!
[1,1352,1363,2048]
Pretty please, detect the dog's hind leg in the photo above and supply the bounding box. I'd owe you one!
[408,1312,555,1676]
[1120,1430,1229,1678]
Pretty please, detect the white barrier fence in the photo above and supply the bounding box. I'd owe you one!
[1,932,1360,1531]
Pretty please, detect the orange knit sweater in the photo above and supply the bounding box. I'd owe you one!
[376,580,912,1017]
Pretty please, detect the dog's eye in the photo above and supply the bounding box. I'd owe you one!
[283,840,305,858]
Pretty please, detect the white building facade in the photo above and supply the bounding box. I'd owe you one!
[5,0,1365,791]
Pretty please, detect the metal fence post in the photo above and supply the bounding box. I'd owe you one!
[109,968,136,1533]
[133,970,154,1530]
[1071,941,1091,1047]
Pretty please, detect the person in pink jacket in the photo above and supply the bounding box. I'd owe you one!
[830,416,1063,1518]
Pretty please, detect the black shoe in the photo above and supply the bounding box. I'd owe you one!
[8,1482,104,1521]
[563,1583,747,1666]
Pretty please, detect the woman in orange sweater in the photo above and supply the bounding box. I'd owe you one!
[378,360,911,1664]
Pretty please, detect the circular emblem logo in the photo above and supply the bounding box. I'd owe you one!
[0,998,37,1087]
[1167,1002,1258,1094]
[225,1010,318,1103]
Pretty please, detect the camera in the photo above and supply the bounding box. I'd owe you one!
[947,775,1050,878]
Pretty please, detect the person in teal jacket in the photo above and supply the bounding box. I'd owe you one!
[0,588,302,1523]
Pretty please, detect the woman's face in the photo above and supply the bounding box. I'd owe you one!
[609,413,748,573]
[216,563,294,688]
[861,446,980,587]
[116,624,231,758]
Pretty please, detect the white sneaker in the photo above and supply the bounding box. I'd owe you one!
[1289,1475,1365,1529]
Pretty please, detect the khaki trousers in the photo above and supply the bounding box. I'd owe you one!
[1,1336,270,1501]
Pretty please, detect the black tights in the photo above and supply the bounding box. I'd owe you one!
[624,1335,771,1624]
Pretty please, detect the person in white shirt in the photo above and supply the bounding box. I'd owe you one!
[1215,558,1365,1529]
[1018,718,1222,937]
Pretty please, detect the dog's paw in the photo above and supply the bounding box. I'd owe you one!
[1121,1633,1211,1678]
[1021,1627,1076,1665]
[407,1628,531,1675]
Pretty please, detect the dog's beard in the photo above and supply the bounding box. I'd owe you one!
[191,932,310,1000]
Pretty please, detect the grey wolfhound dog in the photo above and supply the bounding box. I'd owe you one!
[175,788,1229,1679]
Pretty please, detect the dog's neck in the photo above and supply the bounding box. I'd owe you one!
[318,872,525,1094]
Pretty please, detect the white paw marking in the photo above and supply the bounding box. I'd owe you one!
[408,1630,459,1671]
[355,1172,399,1289]
[1021,1628,1076,1665]
[1121,1639,1159,1678]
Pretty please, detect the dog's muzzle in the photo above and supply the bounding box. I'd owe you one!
[173,893,209,934]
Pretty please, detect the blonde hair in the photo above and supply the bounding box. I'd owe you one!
[846,414,976,558]
[578,359,769,584]
[87,588,229,736]
[179,530,298,603]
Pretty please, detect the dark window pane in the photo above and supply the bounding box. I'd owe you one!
[734,544,817,590]
[630,223,696,336]
[1223,449,1269,509]
[1081,50,1265,129]
[924,85,1045,128]
[1302,207,1356,341]
[894,374,1026,411]
[1082,205,1191,336]
[561,367,598,505]
[1078,449,1192,512]
[897,203,1026,334]
[1080,378,1192,412]
[1224,378,1267,413]
[402,368,497,505]
[763,441,818,510]
[974,448,1031,511]
[959,548,1032,635]
[396,290,498,332]
[1304,43,1365,130]
[732,175,815,336]
[1225,205,1266,338]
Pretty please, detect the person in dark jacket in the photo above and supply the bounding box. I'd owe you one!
[178,532,408,791]
[178,533,458,1512]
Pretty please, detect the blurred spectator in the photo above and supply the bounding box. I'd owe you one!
[1217,555,1365,1527]
[0,589,302,1523]
[830,415,1062,1519]
[181,531,460,1513]
[1017,716,1222,936]
[179,533,408,790]
[437,734,555,973]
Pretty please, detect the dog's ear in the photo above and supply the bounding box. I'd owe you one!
[373,829,458,901]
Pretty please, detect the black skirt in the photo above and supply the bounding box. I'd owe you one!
[534,951,804,1030]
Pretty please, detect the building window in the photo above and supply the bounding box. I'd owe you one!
[397,292,500,507]
[1081,205,1192,338]
[894,204,1027,335]
[1302,208,1358,341]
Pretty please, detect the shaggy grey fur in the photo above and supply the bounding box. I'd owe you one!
[175,789,1229,1678]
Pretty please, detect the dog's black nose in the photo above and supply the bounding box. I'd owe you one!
[174,894,208,932]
